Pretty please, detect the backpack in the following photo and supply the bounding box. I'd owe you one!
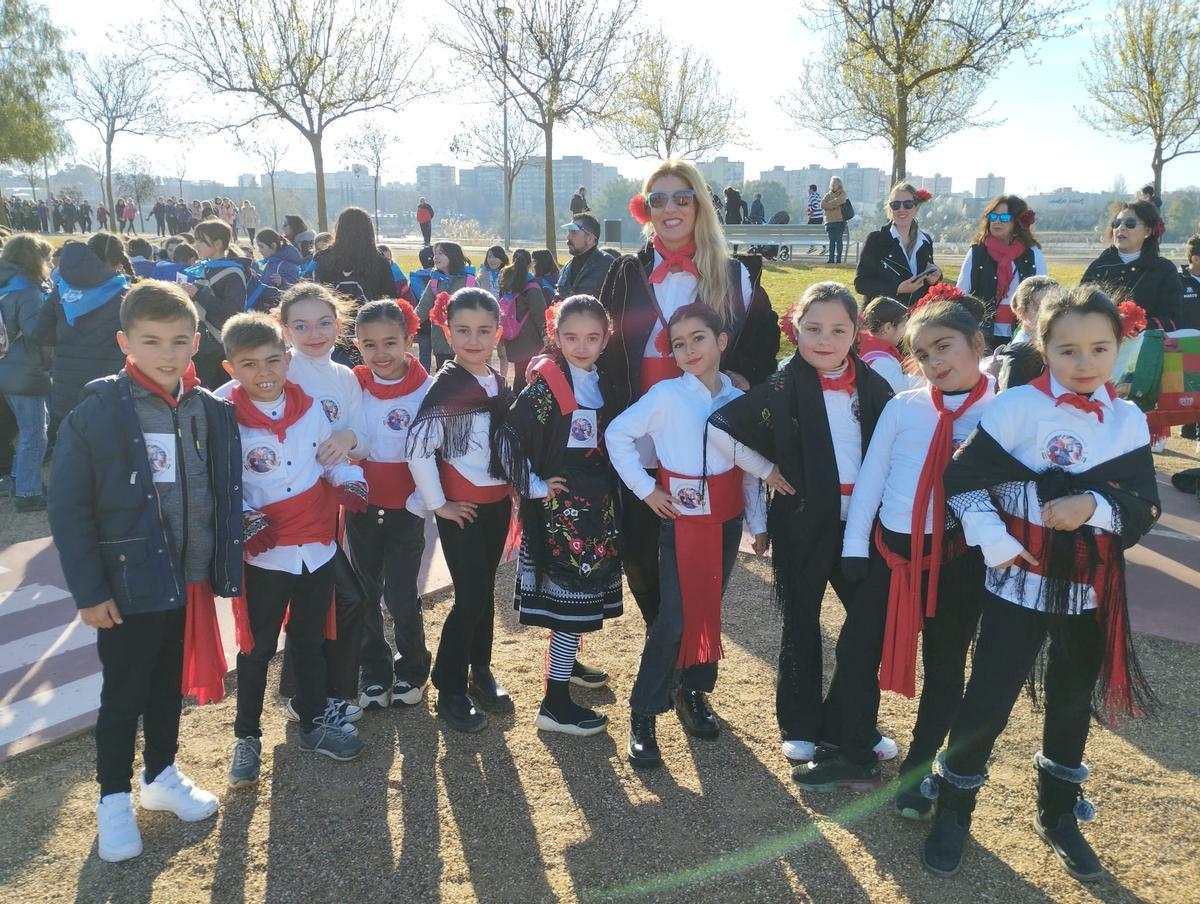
[498,279,539,340]
[186,259,281,313]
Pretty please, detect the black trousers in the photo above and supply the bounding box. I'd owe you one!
[346,505,430,689]
[830,527,985,766]
[430,497,510,695]
[945,592,1103,777]
[775,521,856,742]
[235,560,335,737]
[95,607,185,797]
[279,546,365,700]
[419,222,432,245]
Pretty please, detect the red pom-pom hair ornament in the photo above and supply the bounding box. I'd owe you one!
[391,298,421,338]
[1018,208,1037,228]
[909,281,963,313]
[1117,300,1147,338]
[654,325,673,356]
[1152,219,1166,240]
[914,188,933,204]
[629,194,652,225]
[544,302,561,334]
[430,291,452,336]
[781,303,799,346]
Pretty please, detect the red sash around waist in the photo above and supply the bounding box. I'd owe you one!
[182,581,227,705]
[998,511,1117,583]
[640,355,683,395]
[361,459,416,509]
[656,466,745,668]
[262,480,338,546]
[875,523,967,699]
[438,460,510,504]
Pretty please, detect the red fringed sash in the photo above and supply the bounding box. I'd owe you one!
[182,581,227,704]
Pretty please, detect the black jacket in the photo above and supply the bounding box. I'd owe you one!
[854,223,935,307]
[597,242,780,411]
[1081,246,1183,329]
[556,245,614,300]
[33,244,127,426]
[191,256,253,389]
[48,374,243,614]
[963,242,1040,304]
[1177,265,1200,330]
[0,262,50,396]
[315,249,396,302]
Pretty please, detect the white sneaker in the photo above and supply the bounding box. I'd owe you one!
[287,698,358,735]
[139,764,219,822]
[782,740,816,763]
[96,793,143,862]
[874,736,899,761]
[328,697,363,723]
[391,679,426,706]
[360,684,390,710]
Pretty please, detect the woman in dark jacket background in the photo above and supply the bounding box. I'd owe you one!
[314,206,396,303]
[1082,199,1182,329]
[854,181,939,307]
[0,234,53,510]
[34,234,130,434]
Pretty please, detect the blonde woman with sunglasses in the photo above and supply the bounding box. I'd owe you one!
[854,182,939,307]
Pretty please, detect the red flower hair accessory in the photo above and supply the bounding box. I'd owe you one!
[781,303,799,346]
[1117,300,1147,338]
[914,188,933,204]
[1152,219,1166,240]
[544,301,561,334]
[908,281,964,313]
[392,298,421,338]
[654,325,673,356]
[629,194,651,225]
[1017,208,1036,228]
[430,291,452,333]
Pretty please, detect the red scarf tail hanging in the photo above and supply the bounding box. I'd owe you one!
[182,581,228,704]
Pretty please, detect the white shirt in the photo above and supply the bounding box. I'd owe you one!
[822,363,864,520]
[861,351,924,393]
[843,380,995,558]
[527,362,604,500]
[950,374,1149,612]
[359,373,434,465]
[408,370,505,512]
[642,257,753,360]
[239,396,364,574]
[889,224,930,276]
[956,246,1048,338]
[287,350,369,457]
[605,372,773,533]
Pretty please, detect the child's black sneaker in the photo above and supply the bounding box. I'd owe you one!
[895,784,934,820]
[437,692,488,733]
[360,684,390,710]
[570,660,609,689]
[535,699,608,737]
[299,719,365,761]
[792,753,882,792]
[228,737,262,788]
[391,678,425,706]
[468,668,514,714]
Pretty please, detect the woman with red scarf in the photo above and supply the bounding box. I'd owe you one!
[956,195,1047,348]
[597,159,780,741]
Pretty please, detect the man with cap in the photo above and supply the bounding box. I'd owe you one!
[556,214,612,300]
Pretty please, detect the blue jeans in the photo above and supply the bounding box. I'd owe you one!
[3,393,47,497]
[825,222,846,263]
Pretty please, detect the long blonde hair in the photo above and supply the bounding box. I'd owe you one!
[641,160,734,323]
[888,181,921,251]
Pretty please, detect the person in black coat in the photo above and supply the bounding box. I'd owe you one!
[854,182,939,307]
[1082,199,1183,330]
[34,236,130,433]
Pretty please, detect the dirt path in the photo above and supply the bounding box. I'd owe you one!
[1,548,1198,903]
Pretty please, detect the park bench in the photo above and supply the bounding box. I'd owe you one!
[724,223,860,262]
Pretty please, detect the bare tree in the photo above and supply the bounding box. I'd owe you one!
[797,0,1080,183]
[449,109,540,245]
[152,0,428,229]
[64,53,166,216]
[239,134,289,230]
[1080,0,1200,196]
[341,128,393,232]
[441,0,637,254]
[115,156,160,232]
[605,32,737,160]
[80,148,107,203]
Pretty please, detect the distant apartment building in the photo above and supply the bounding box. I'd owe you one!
[756,161,889,210]
[911,173,953,197]
[696,157,746,190]
[416,164,458,207]
[974,173,1006,200]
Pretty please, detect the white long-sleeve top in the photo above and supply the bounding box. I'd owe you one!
[843,379,995,558]
[528,362,604,500]
[359,373,434,465]
[605,372,773,533]
[823,363,865,520]
[408,370,506,512]
[239,395,364,574]
[861,350,924,393]
[287,349,369,458]
[642,257,752,361]
[950,374,1149,612]
[956,246,1048,338]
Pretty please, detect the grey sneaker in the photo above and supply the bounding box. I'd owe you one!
[299,719,365,761]
[228,737,262,788]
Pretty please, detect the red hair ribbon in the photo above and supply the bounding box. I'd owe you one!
[909,281,963,313]
[915,188,933,204]
[1018,208,1037,228]
[391,298,421,337]
[781,303,799,346]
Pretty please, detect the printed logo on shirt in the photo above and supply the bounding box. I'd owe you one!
[1042,431,1086,468]
[143,432,176,483]
[245,444,281,474]
[319,397,339,423]
[566,409,598,449]
[850,396,861,423]
[385,407,411,431]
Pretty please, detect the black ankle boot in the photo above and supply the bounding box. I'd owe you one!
[1034,755,1104,882]
[674,688,719,739]
[628,712,661,768]
[922,760,984,877]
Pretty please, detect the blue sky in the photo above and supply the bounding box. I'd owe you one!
[42,0,1200,194]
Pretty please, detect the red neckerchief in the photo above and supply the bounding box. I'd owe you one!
[353,355,428,400]
[231,381,313,441]
[649,235,700,284]
[124,357,200,408]
[983,235,1027,304]
[857,332,903,363]
[1031,371,1114,423]
[819,357,857,394]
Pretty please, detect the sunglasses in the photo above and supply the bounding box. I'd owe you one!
[1111,217,1141,230]
[987,212,1013,223]
[888,200,916,210]
[646,189,695,209]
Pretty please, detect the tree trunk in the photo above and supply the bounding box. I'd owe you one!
[543,124,556,257]
[1152,140,1164,198]
[374,173,380,234]
[890,89,909,186]
[104,135,115,223]
[177,177,183,197]
[505,172,514,249]
[270,173,278,231]
[310,133,328,230]
[42,158,51,199]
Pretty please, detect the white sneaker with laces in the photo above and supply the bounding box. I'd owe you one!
[782,740,816,763]
[874,736,899,761]
[328,697,363,723]
[139,764,218,821]
[322,700,359,736]
[97,792,143,862]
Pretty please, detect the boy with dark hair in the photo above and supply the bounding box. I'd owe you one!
[127,238,157,279]
[48,281,243,863]
[220,313,369,786]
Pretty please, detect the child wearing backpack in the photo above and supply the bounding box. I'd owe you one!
[498,249,547,394]
[181,219,252,388]
[415,242,476,370]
